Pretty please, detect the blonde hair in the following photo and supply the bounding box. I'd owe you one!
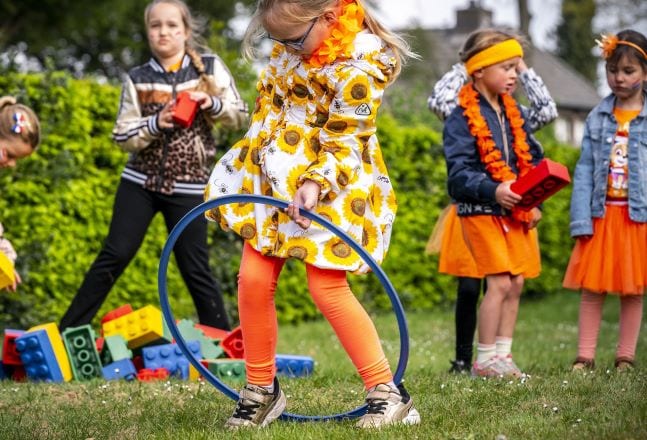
[242,0,416,78]
[460,28,526,63]
[144,0,217,95]
[0,96,41,150]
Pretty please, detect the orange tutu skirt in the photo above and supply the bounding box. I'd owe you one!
[563,204,647,295]
[460,215,541,278]
[437,204,482,278]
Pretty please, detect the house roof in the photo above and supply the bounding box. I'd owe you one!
[399,3,601,112]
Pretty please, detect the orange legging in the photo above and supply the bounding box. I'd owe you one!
[237,242,393,389]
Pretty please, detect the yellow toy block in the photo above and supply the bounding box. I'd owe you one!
[0,251,15,290]
[27,322,73,382]
[102,305,166,349]
[189,364,200,381]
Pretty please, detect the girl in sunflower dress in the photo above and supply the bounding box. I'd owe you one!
[443,29,544,378]
[204,0,419,430]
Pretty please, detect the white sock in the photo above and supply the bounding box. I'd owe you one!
[476,343,497,364]
[258,382,274,393]
[496,337,513,360]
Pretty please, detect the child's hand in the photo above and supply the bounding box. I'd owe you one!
[157,101,175,129]
[495,181,522,210]
[516,58,529,74]
[187,91,215,110]
[5,270,21,292]
[526,207,542,229]
[287,180,321,229]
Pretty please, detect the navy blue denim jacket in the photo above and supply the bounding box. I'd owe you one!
[569,92,647,237]
[443,92,544,216]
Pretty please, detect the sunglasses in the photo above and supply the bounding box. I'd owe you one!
[267,18,317,51]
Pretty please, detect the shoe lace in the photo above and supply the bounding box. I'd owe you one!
[232,400,261,420]
[366,399,388,415]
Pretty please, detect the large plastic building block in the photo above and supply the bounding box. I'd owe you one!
[220,326,244,359]
[194,323,229,341]
[0,363,7,380]
[102,305,170,349]
[62,325,102,380]
[15,329,65,382]
[0,251,15,289]
[102,358,137,381]
[177,319,225,360]
[510,159,571,211]
[172,92,199,128]
[100,334,133,365]
[2,329,25,366]
[275,354,314,378]
[204,359,246,381]
[27,323,72,382]
[142,341,202,380]
[137,368,170,382]
[100,304,133,336]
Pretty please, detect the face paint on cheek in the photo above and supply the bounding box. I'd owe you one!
[628,81,643,90]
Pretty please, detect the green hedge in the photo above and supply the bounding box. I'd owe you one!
[0,71,581,329]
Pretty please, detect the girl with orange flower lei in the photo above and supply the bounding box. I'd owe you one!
[443,29,545,379]
[205,0,420,429]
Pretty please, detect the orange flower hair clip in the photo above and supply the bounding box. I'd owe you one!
[596,34,619,59]
[596,33,647,60]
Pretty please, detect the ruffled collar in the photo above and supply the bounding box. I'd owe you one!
[306,0,364,67]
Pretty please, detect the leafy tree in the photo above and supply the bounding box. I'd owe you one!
[596,0,647,32]
[555,0,597,82]
[0,0,255,77]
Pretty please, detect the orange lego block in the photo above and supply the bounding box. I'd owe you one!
[27,322,73,382]
[0,251,16,290]
[510,159,571,211]
[101,305,168,349]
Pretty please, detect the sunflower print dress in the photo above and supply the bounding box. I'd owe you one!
[205,31,398,274]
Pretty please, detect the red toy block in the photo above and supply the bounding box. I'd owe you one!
[137,367,170,382]
[172,92,199,128]
[194,324,230,341]
[95,337,104,353]
[12,365,27,382]
[511,159,571,211]
[100,304,133,336]
[220,326,244,359]
[132,355,145,372]
[2,330,25,366]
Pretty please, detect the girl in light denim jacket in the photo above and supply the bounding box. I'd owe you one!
[563,29,647,372]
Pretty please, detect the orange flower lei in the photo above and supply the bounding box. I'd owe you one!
[307,0,364,67]
[458,83,535,223]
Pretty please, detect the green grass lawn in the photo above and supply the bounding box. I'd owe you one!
[1,291,645,439]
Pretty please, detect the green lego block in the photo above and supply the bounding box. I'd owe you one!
[101,335,133,365]
[205,359,246,381]
[62,325,103,380]
[177,319,225,360]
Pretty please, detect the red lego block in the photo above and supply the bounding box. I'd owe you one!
[100,305,133,336]
[95,337,104,353]
[194,323,229,341]
[221,326,244,359]
[12,365,27,382]
[511,159,571,211]
[137,367,170,382]
[2,329,25,366]
[172,92,199,128]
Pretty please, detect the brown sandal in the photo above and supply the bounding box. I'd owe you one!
[614,357,635,371]
[572,357,595,371]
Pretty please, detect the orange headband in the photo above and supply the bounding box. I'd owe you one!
[465,39,524,75]
[596,34,647,60]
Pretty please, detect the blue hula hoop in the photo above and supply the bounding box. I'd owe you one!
[158,194,410,422]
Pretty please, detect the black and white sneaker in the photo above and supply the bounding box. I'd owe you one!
[356,383,421,428]
[225,377,286,429]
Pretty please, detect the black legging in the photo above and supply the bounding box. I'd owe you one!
[454,276,486,363]
[60,179,230,331]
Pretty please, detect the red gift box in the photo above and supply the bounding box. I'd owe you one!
[172,92,199,128]
[510,159,571,211]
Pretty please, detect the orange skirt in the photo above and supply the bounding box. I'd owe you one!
[437,204,482,278]
[460,215,541,278]
[563,204,647,295]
